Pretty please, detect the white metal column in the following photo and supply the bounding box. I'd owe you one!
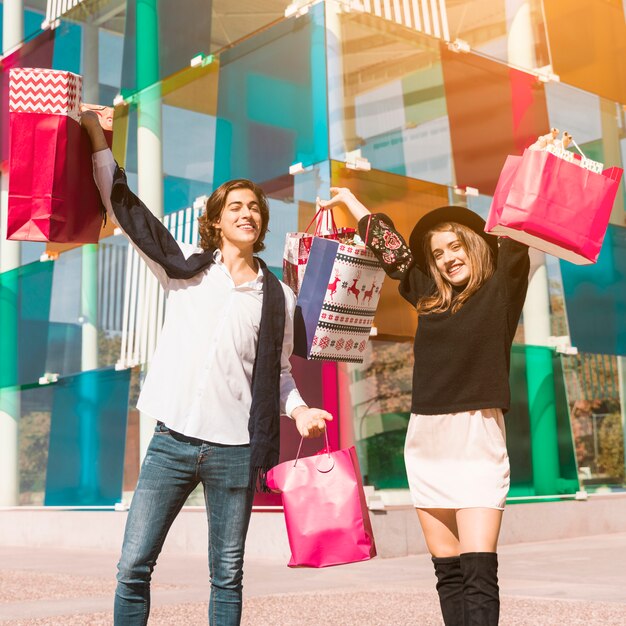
[0,0,24,506]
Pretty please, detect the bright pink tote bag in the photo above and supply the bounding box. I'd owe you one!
[266,434,377,568]
[7,68,112,243]
[486,148,623,265]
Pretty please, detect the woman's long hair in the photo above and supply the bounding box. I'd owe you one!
[416,222,495,316]
[197,179,270,253]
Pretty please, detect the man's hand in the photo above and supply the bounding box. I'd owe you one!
[291,406,333,438]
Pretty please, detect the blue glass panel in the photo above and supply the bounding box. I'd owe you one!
[0,261,54,389]
[213,2,328,186]
[162,101,216,214]
[51,20,81,73]
[44,367,131,506]
[259,161,331,269]
[560,225,626,356]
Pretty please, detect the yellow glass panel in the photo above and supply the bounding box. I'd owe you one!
[544,0,626,104]
[330,161,449,337]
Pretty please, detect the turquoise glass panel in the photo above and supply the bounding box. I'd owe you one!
[45,240,128,376]
[213,2,328,187]
[0,261,54,389]
[507,345,579,498]
[327,12,452,186]
[560,225,626,356]
[51,20,81,74]
[44,367,131,506]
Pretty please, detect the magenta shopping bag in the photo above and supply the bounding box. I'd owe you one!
[266,434,377,568]
[486,148,623,264]
[7,68,112,243]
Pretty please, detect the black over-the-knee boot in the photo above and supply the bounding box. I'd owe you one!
[460,551,500,625]
[432,555,465,626]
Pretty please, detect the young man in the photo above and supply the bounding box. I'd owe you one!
[81,111,332,626]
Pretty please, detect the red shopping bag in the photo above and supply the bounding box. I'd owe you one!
[266,433,377,568]
[486,148,623,264]
[7,68,112,243]
[283,206,356,295]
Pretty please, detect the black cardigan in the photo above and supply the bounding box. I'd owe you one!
[359,213,530,415]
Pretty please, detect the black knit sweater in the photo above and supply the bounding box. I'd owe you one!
[359,213,530,415]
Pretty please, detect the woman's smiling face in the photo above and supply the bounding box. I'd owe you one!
[430,230,471,287]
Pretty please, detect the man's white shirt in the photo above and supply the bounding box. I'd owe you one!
[93,149,305,444]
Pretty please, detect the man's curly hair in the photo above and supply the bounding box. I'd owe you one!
[197,179,270,253]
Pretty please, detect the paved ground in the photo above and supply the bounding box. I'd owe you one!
[1,533,625,625]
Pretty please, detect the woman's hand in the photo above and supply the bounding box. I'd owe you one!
[80,106,109,152]
[318,187,371,222]
[291,406,333,438]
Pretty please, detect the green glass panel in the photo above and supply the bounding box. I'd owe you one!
[121,0,212,96]
[560,225,626,356]
[343,338,413,490]
[507,345,579,498]
[213,2,328,187]
[44,368,131,506]
[17,383,54,506]
[0,261,54,389]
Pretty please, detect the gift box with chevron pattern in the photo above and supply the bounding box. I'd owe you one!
[9,68,82,121]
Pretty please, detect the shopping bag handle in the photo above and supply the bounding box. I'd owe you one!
[304,202,338,237]
[293,428,334,473]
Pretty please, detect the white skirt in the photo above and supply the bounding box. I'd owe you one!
[404,408,510,510]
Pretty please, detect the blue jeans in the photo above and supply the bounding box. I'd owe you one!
[114,423,254,625]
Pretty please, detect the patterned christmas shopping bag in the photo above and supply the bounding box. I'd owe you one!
[7,68,113,243]
[283,232,313,296]
[293,236,385,363]
[283,206,356,296]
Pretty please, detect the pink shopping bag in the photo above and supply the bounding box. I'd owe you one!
[7,68,112,243]
[485,148,623,264]
[266,434,377,568]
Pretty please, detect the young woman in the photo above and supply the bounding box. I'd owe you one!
[319,191,530,626]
